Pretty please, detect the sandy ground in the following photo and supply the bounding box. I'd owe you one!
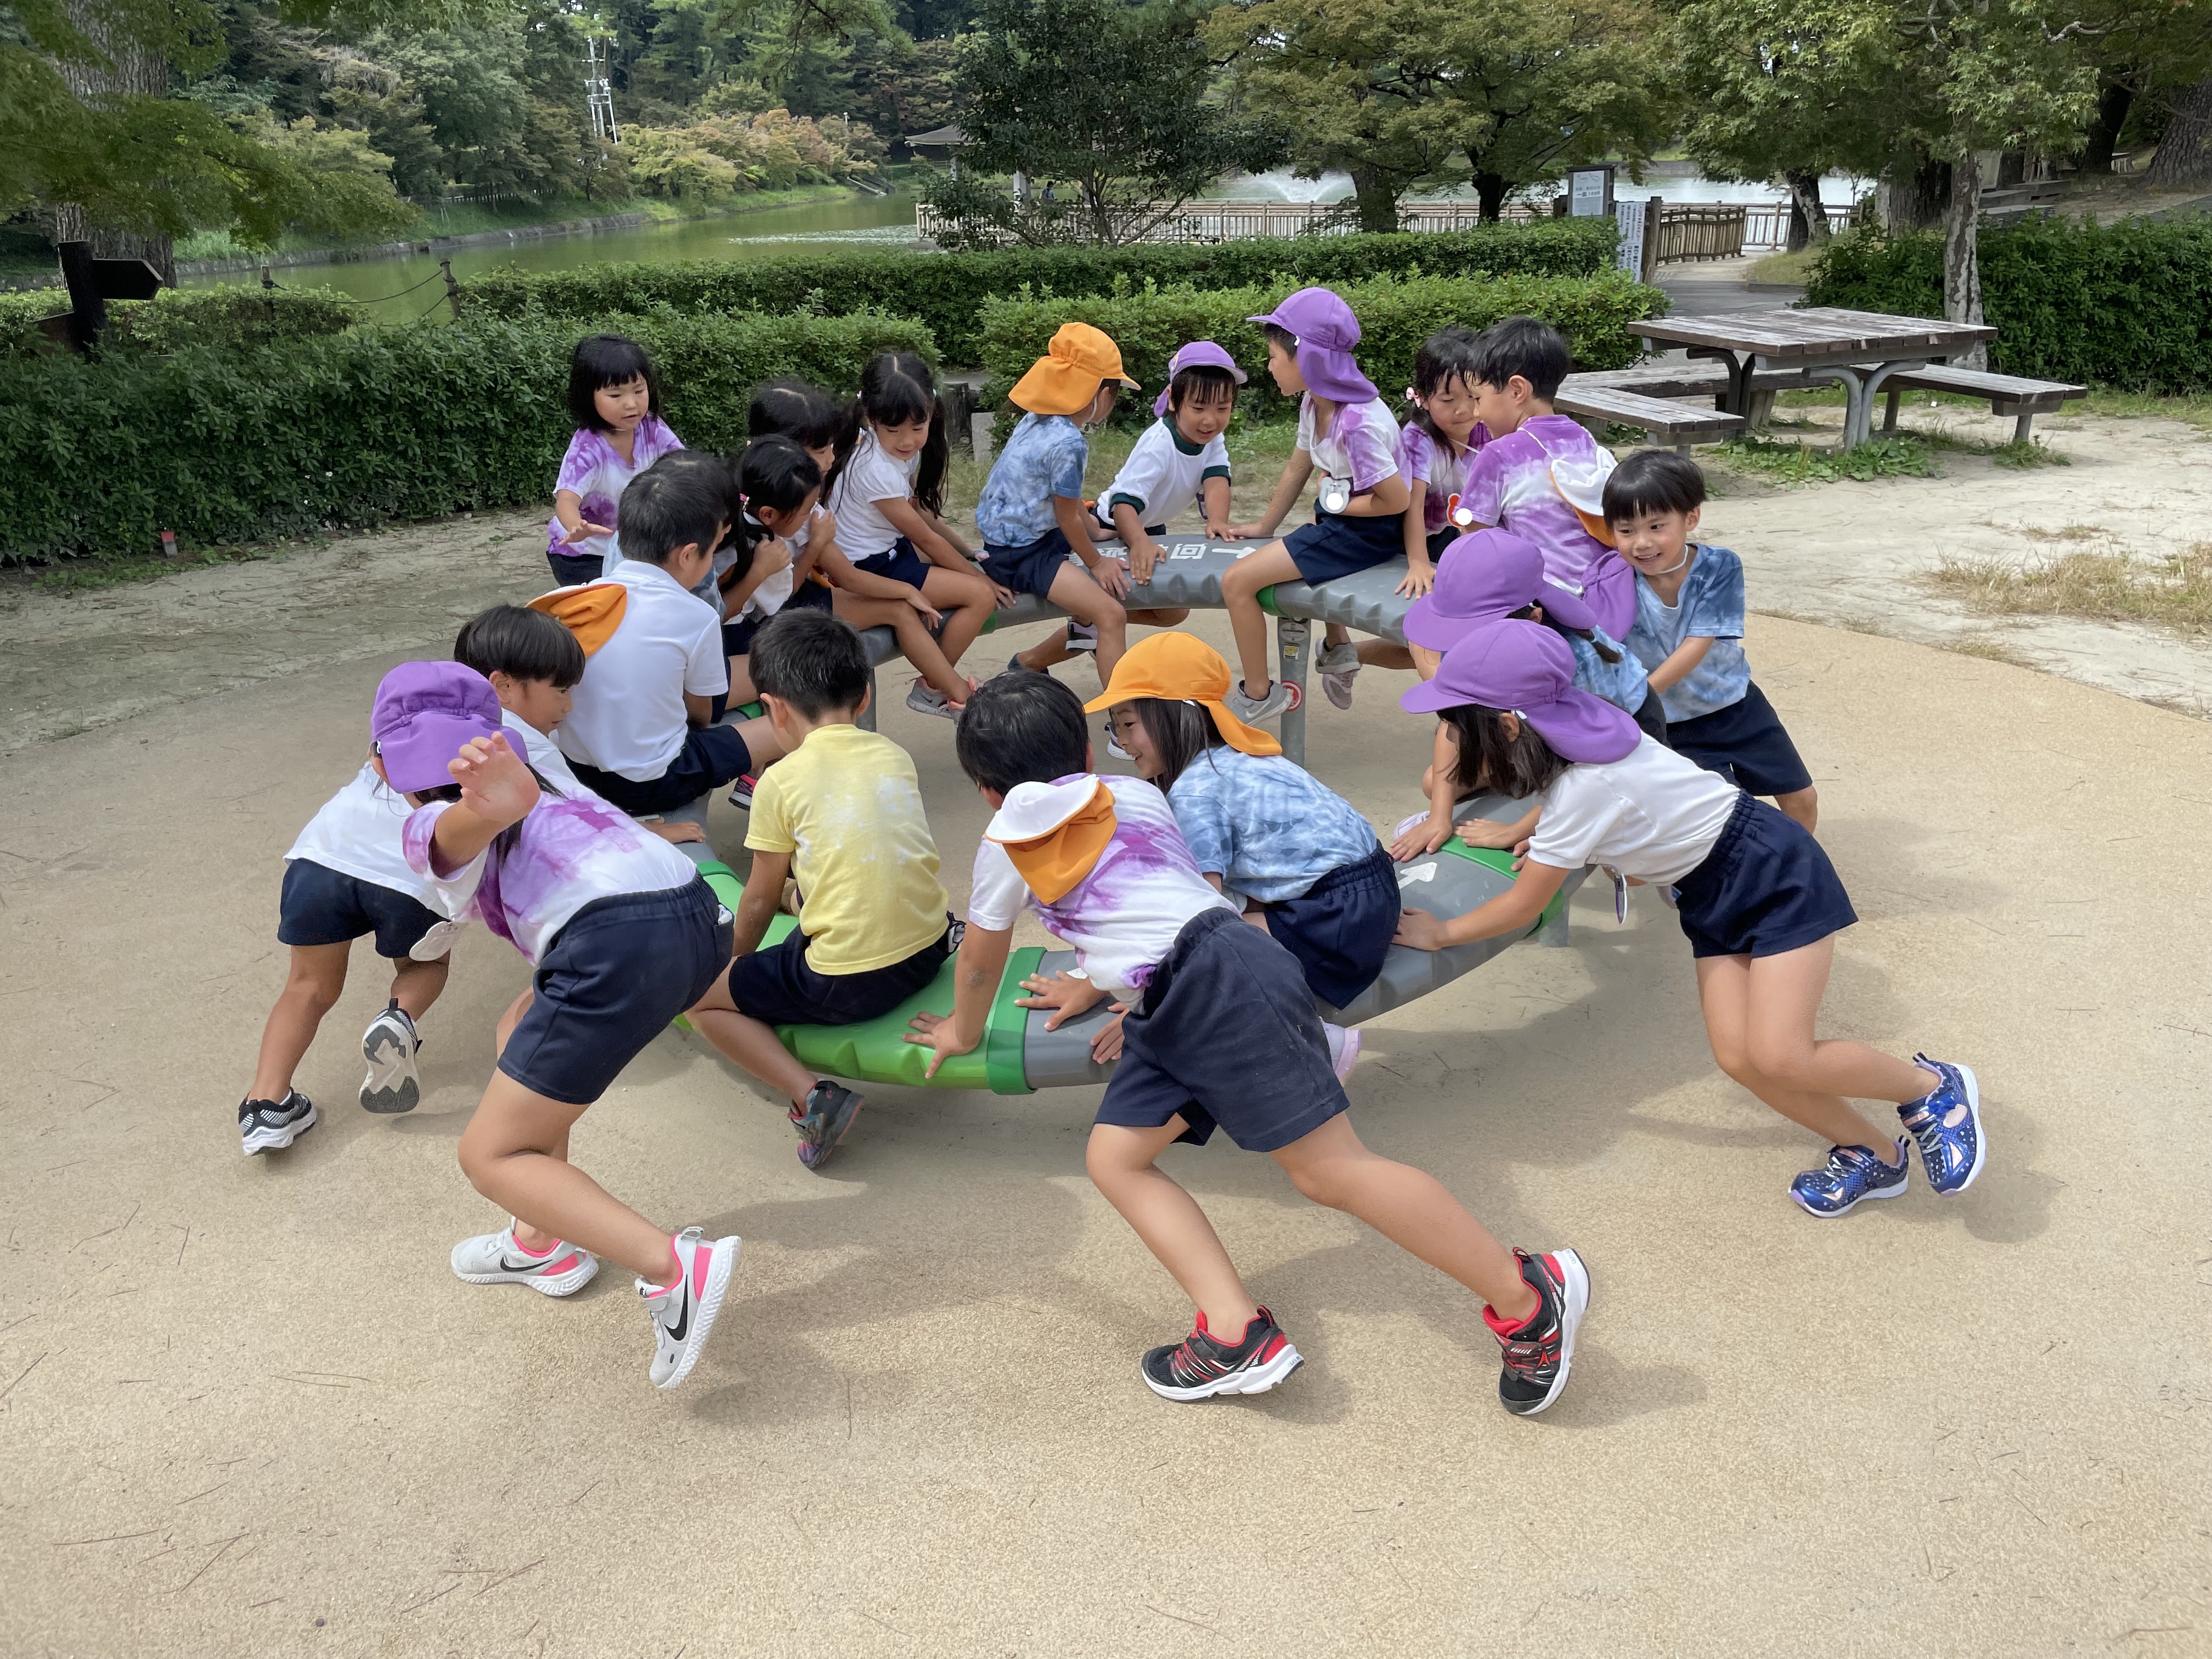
[4,528,2211,1654]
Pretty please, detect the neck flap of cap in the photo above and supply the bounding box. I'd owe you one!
[989,779,1118,904]
[528,582,628,656]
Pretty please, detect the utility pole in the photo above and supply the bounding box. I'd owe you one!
[584,37,618,144]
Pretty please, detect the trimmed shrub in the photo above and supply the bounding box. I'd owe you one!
[0,307,933,565]
[0,285,362,361]
[1804,217,2212,391]
[460,220,1622,363]
[977,270,1668,426]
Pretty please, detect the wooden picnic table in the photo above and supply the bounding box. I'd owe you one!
[1633,307,1997,450]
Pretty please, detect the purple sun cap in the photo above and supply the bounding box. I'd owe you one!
[1403,529,1601,652]
[1246,286,1377,404]
[370,661,504,793]
[1153,340,1250,417]
[1400,619,1642,763]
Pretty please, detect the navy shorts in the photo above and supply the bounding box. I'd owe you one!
[727,923,953,1028]
[500,879,731,1105]
[1632,690,1670,746]
[1424,524,1459,562]
[570,724,752,816]
[1668,682,1812,798]
[547,550,602,586]
[721,613,762,659]
[786,579,835,613]
[1284,509,1404,584]
[1673,793,1857,960]
[982,527,1079,598]
[278,859,449,960]
[853,538,932,591]
[1097,909,1348,1154]
[1260,845,1399,1009]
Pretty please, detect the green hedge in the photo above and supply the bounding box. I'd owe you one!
[0,285,362,360]
[1804,217,2212,391]
[977,270,1668,427]
[0,307,933,565]
[460,221,1621,364]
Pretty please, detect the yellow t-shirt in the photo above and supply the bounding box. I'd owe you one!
[744,723,949,974]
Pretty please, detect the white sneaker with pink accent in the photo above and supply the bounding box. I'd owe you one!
[639,1227,741,1390]
[449,1225,599,1297]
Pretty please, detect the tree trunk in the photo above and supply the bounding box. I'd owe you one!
[1348,165,1400,234]
[1941,145,1987,369]
[2080,80,2131,173]
[1472,171,1508,223]
[2146,75,2212,185]
[1782,170,1830,250]
[52,1,176,287]
[1877,155,1950,232]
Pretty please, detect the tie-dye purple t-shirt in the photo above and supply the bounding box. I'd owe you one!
[1396,421,1489,533]
[967,774,1235,1002]
[402,784,702,964]
[1458,414,1635,636]
[546,415,685,566]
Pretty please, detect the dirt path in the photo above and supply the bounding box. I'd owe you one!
[3,408,2206,757]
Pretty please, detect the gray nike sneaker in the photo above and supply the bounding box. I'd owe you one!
[1225,679,1299,722]
[639,1227,741,1389]
[360,1002,421,1114]
[239,1090,317,1156]
[450,1225,599,1296]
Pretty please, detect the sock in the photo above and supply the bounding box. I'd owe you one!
[510,1229,560,1259]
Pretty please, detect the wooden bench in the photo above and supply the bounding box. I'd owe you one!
[1878,365,2087,443]
[1554,382,1745,450]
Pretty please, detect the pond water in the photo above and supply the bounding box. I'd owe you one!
[185,191,920,303]
[1219,166,1872,210]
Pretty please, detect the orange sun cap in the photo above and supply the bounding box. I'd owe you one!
[1082,631,1281,757]
[1009,321,1140,418]
[527,581,628,656]
[984,776,1119,904]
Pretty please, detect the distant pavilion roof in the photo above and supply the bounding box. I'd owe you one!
[904,125,969,146]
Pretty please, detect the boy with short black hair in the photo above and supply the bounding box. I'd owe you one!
[906,672,1591,1418]
[538,461,785,819]
[1606,449,1819,830]
[685,608,955,1171]
[1454,314,1638,641]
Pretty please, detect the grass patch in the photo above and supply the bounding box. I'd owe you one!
[1922,546,2212,634]
[1942,634,2034,667]
[1748,249,1817,286]
[1915,428,2070,467]
[2019,523,2103,542]
[947,414,1299,529]
[2071,387,2212,435]
[1711,433,1939,486]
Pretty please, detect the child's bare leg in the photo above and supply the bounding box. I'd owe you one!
[1271,1115,1537,1321]
[921,567,997,672]
[456,1073,677,1284]
[488,989,572,1251]
[249,942,350,1101]
[1219,544,1302,697]
[1696,945,1931,1149]
[1323,622,1348,651]
[685,972,820,1108]
[726,657,759,705]
[727,712,785,769]
[1086,1120,1261,1335]
[1774,786,1818,833]
[834,592,968,701]
[1043,565,1128,684]
[1357,641,1414,670]
[1014,628,1076,673]
[387,953,448,1021]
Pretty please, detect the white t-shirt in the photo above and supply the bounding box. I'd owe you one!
[1525,736,1742,885]
[738,507,822,619]
[286,763,450,912]
[967,774,1234,1002]
[503,709,582,794]
[1099,418,1231,531]
[1298,394,1401,495]
[825,430,917,562]
[555,562,727,782]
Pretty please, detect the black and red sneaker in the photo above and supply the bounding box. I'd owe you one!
[1140,1306,1304,1401]
[1483,1248,1589,1418]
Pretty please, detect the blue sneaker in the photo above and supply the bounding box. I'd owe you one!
[1899,1055,1985,1195]
[1789,1136,1910,1217]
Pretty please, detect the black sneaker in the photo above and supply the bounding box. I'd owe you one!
[1140,1306,1304,1401]
[239,1090,317,1156]
[1484,1248,1589,1417]
[788,1080,863,1171]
